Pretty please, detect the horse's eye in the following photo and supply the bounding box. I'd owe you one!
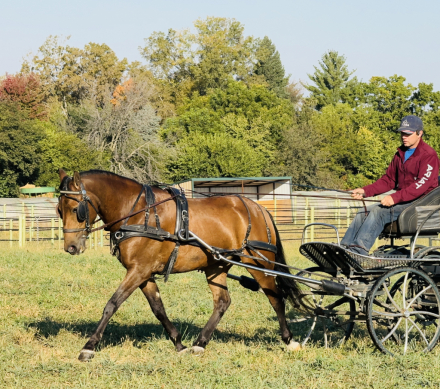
[72,208,78,214]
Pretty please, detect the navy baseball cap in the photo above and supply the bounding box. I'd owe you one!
[397,115,423,134]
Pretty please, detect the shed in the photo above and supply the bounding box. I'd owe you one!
[172,177,293,223]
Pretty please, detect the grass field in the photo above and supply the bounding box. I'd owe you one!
[1,241,440,388]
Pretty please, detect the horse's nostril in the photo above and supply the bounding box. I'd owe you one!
[68,245,77,254]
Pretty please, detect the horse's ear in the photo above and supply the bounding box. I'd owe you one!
[58,169,67,182]
[73,171,81,189]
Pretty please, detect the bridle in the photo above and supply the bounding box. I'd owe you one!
[59,178,180,236]
[59,182,100,235]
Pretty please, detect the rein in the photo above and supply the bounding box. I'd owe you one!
[60,184,179,235]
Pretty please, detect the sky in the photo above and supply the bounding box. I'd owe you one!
[2,0,440,90]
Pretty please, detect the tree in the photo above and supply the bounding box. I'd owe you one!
[0,73,47,119]
[254,36,289,98]
[35,102,105,188]
[162,80,293,179]
[140,17,257,105]
[22,36,128,105]
[167,132,263,180]
[306,50,357,110]
[70,79,169,182]
[0,103,45,196]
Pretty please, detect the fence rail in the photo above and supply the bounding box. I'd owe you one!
[1,194,433,249]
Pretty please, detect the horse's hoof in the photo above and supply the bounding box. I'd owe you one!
[177,347,190,355]
[78,349,95,362]
[191,346,205,356]
[286,341,301,352]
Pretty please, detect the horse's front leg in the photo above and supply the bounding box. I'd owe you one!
[191,264,232,355]
[139,278,187,352]
[78,268,148,361]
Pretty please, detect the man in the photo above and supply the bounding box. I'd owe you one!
[341,115,439,256]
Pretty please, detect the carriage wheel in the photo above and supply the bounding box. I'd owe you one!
[288,269,356,348]
[366,267,440,355]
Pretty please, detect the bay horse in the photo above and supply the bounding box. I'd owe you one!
[57,169,304,361]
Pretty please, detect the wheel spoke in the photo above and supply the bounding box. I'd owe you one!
[383,283,402,311]
[372,310,402,318]
[404,319,409,355]
[408,317,429,346]
[402,272,409,309]
[301,316,317,347]
[381,317,402,343]
[407,285,433,308]
[409,310,440,319]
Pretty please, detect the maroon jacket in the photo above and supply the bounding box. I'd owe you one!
[363,138,439,204]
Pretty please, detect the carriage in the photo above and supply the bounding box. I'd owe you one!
[58,170,440,359]
[228,185,440,356]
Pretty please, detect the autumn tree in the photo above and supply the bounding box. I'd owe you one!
[0,73,47,119]
[70,78,169,182]
[22,36,128,105]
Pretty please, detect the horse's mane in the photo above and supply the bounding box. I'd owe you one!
[59,170,161,190]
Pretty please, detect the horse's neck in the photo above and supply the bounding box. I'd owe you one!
[84,175,166,225]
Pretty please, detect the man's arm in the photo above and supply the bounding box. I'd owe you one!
[391,153,439,204]
[362,154,399,198]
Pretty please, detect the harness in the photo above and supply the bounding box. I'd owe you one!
[61,180,278,282]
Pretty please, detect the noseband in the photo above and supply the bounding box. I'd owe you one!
[60,182,99,235]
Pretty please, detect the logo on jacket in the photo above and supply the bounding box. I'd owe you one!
[415,164,433,189]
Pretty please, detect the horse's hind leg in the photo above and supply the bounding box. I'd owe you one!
[192,264,232,354]
[79,269,148,361]
[245,268,300,351]
[139,278,186,352]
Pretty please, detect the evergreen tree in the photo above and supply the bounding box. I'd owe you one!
[306,50,357,110]
[254,36,289,98]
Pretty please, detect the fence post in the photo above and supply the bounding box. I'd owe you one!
[18,215,22,247]
[9,219,13,247]
[346,205,350,227]
[22,214,26,246]
[304,199,309,243]
[30,205,34,242]
[51,218,55,245]
[310,206,315,242]
[3,204,5,235]
[100,221,104,247]
[274,198,277,223]
[293,196,297,224]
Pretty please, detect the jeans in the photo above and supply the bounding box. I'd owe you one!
[341,202,413,255]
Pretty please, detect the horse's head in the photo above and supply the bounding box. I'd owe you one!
[58,169,99,255]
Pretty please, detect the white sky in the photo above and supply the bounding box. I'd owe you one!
[2,0,440,89]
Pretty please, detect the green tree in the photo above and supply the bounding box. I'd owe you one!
[306,50,357,110]
[140,17,257,104]
[36,103,106,188]
[0,103,45,196]
[254,36,289,98]
[167,132,263,180]
[162,80,293,180]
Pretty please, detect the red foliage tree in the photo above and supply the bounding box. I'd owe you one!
[0,73,47,119]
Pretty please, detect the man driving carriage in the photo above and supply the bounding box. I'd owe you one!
[341,115,440,256]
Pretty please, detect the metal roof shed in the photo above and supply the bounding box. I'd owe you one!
[173,177,292,200]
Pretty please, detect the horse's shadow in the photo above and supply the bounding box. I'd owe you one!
[27,317,284,350]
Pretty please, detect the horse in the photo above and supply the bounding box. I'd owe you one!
[57,169,304,361]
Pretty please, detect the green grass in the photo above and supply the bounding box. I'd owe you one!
[1,242,440,388]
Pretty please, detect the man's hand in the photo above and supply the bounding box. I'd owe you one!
[381,195,395,207]
[350,188,365,200]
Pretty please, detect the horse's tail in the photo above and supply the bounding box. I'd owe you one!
[268,212,310,312]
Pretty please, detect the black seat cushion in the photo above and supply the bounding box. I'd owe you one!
[382,185,440,238]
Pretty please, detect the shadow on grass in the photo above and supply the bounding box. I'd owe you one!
[27,317,286,350]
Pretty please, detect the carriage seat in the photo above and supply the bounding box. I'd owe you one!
[381,185,440,239]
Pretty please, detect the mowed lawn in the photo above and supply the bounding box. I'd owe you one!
[1,242,440,388]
